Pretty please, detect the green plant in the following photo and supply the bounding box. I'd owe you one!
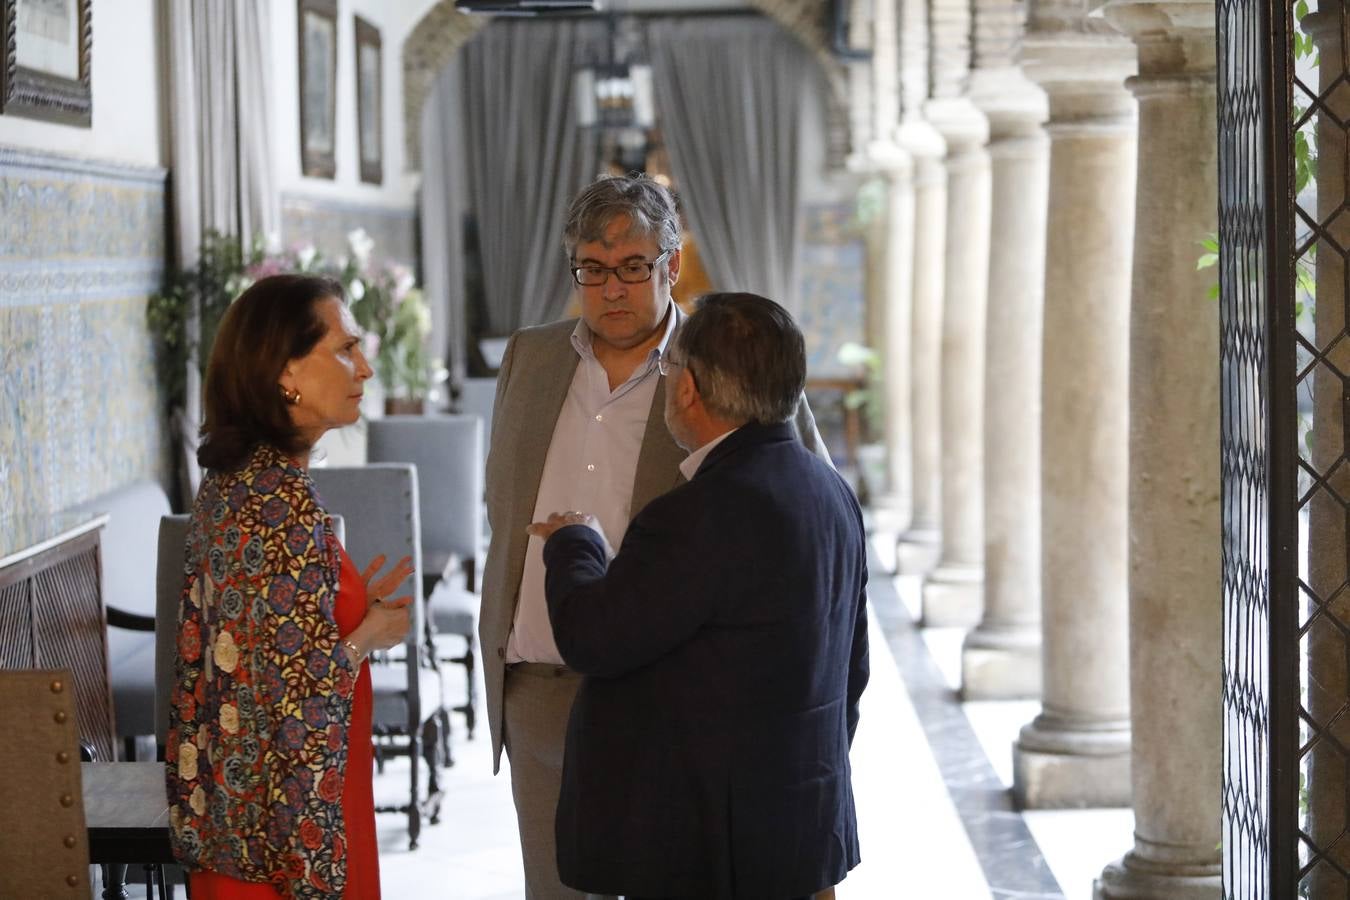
[338,229,439,401]
[147,231,270,412]
[147,229,440,414]
[836,341,882,442]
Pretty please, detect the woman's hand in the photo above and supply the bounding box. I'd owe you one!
[342,554,416,664]
[360,554,415,608]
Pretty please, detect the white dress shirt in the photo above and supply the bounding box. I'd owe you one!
[677,428,737,481]
[506,308,679,664]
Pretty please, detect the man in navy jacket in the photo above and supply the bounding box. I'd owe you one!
[530,292,869,900]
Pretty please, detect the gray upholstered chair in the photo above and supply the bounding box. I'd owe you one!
[68,480,173,758]
[310,464,445,849]
[454,376,498,459]
[366,414,484,741]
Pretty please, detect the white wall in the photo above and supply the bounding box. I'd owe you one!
[271,0,439,208]
[0,0,164,165]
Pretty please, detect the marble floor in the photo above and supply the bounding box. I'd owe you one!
[95,535,1134,900]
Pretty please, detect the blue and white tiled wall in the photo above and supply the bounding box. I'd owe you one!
[0,148,170,520]
[796,201,866,377]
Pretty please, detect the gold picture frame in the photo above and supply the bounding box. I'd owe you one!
[354,15,382,185]
[298,0,338,178]
[0,0,92,126]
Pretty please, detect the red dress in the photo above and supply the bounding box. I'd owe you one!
[190,544,381,899]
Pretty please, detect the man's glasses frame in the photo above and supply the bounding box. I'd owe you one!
[657,353,700,391]
[570,249,673,287]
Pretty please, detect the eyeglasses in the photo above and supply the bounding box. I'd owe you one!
[657,353,699,391]
[656,354,684,377]
[571,250,672,287]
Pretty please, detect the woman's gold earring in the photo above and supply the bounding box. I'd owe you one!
[279,385,301,405]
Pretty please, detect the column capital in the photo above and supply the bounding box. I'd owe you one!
[1022,31,1138,131]
[1100,0,1216,77]
[895,115,949,163]
[923,97,991,154]
[969,66,1050,139]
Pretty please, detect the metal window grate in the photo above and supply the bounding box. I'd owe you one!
[1221,0,1350,895]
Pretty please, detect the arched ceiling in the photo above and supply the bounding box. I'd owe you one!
[400,0,847,170]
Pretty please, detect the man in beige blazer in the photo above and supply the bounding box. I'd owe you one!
[479,175,824,899]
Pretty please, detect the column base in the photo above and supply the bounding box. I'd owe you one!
[1094,850,1221,899]
[1013,715,1131,808]
[961,625,1041,700]
[921,565,983,627]
[896,527,942,575]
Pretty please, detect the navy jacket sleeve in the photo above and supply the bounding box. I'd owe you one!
[542,507,718,678]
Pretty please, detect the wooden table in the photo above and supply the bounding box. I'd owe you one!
[83,762,175,899]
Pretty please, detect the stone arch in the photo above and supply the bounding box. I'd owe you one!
[401,0,850,170]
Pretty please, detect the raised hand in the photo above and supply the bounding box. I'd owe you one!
[360,553,415,608]
[527,511,614,557]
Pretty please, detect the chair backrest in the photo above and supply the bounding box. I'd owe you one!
[68,480,172,617]
[0,669,91,896]
[456,377,498,455]
[155,514,191,747]
[366,415,483,574]
[310,464,426,728]
[154,511,346,747]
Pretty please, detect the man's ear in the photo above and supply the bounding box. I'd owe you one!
[675,365,699,409]
[666,248,682,286]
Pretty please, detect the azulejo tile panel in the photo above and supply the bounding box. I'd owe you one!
[797,201,866,377]
[0,148,169,524]
[281,193,417,269]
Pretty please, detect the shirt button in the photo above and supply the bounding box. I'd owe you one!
[587,464,596,472]
[595,414,603,422]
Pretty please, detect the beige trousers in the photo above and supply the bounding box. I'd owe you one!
[503,665,615,900]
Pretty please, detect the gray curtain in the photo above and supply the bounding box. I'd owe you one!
[166,0,279,499]
[421,63,469,385]
[421,19,606,380]
[648,17,815,312]
[167,0,279,267]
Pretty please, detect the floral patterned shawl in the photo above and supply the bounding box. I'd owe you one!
[166,442,355,898]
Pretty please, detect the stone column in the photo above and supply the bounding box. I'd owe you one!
[1095,1,1221,896]
[1012,2,1137,807]
[868,0,917,518]
[896,0,948,570]
[960,0,1050,699]
[1303,9,1350,897]
[920,0,993,626]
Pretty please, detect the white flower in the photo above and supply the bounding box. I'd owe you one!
[264,231,283,255]
[431,360,449,384]
[392,266,415,300]
[347,228,375,268]
[348,278,366,301]
[296,244,317,270]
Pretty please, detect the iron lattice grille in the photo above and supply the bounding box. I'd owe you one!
[1294,1,1350,896]
[1220,0,1300,895]
[1219,0,1277,895]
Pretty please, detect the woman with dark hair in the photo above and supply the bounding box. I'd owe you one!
[166,273,412,899]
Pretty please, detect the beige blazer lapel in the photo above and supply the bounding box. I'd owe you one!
[504,328,580,539]
[630,377,689,517]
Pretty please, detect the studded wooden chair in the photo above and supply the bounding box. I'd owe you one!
[0,669,92,898]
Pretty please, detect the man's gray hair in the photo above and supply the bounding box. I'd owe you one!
[563,174,683,258]
[675,292,806,426]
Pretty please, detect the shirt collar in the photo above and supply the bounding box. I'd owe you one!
[570,299,680,368]
[678,427,738,480]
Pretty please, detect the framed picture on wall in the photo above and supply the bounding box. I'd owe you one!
[354,15,382,185]
[298,0,338,178]
[0,0,93,126]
